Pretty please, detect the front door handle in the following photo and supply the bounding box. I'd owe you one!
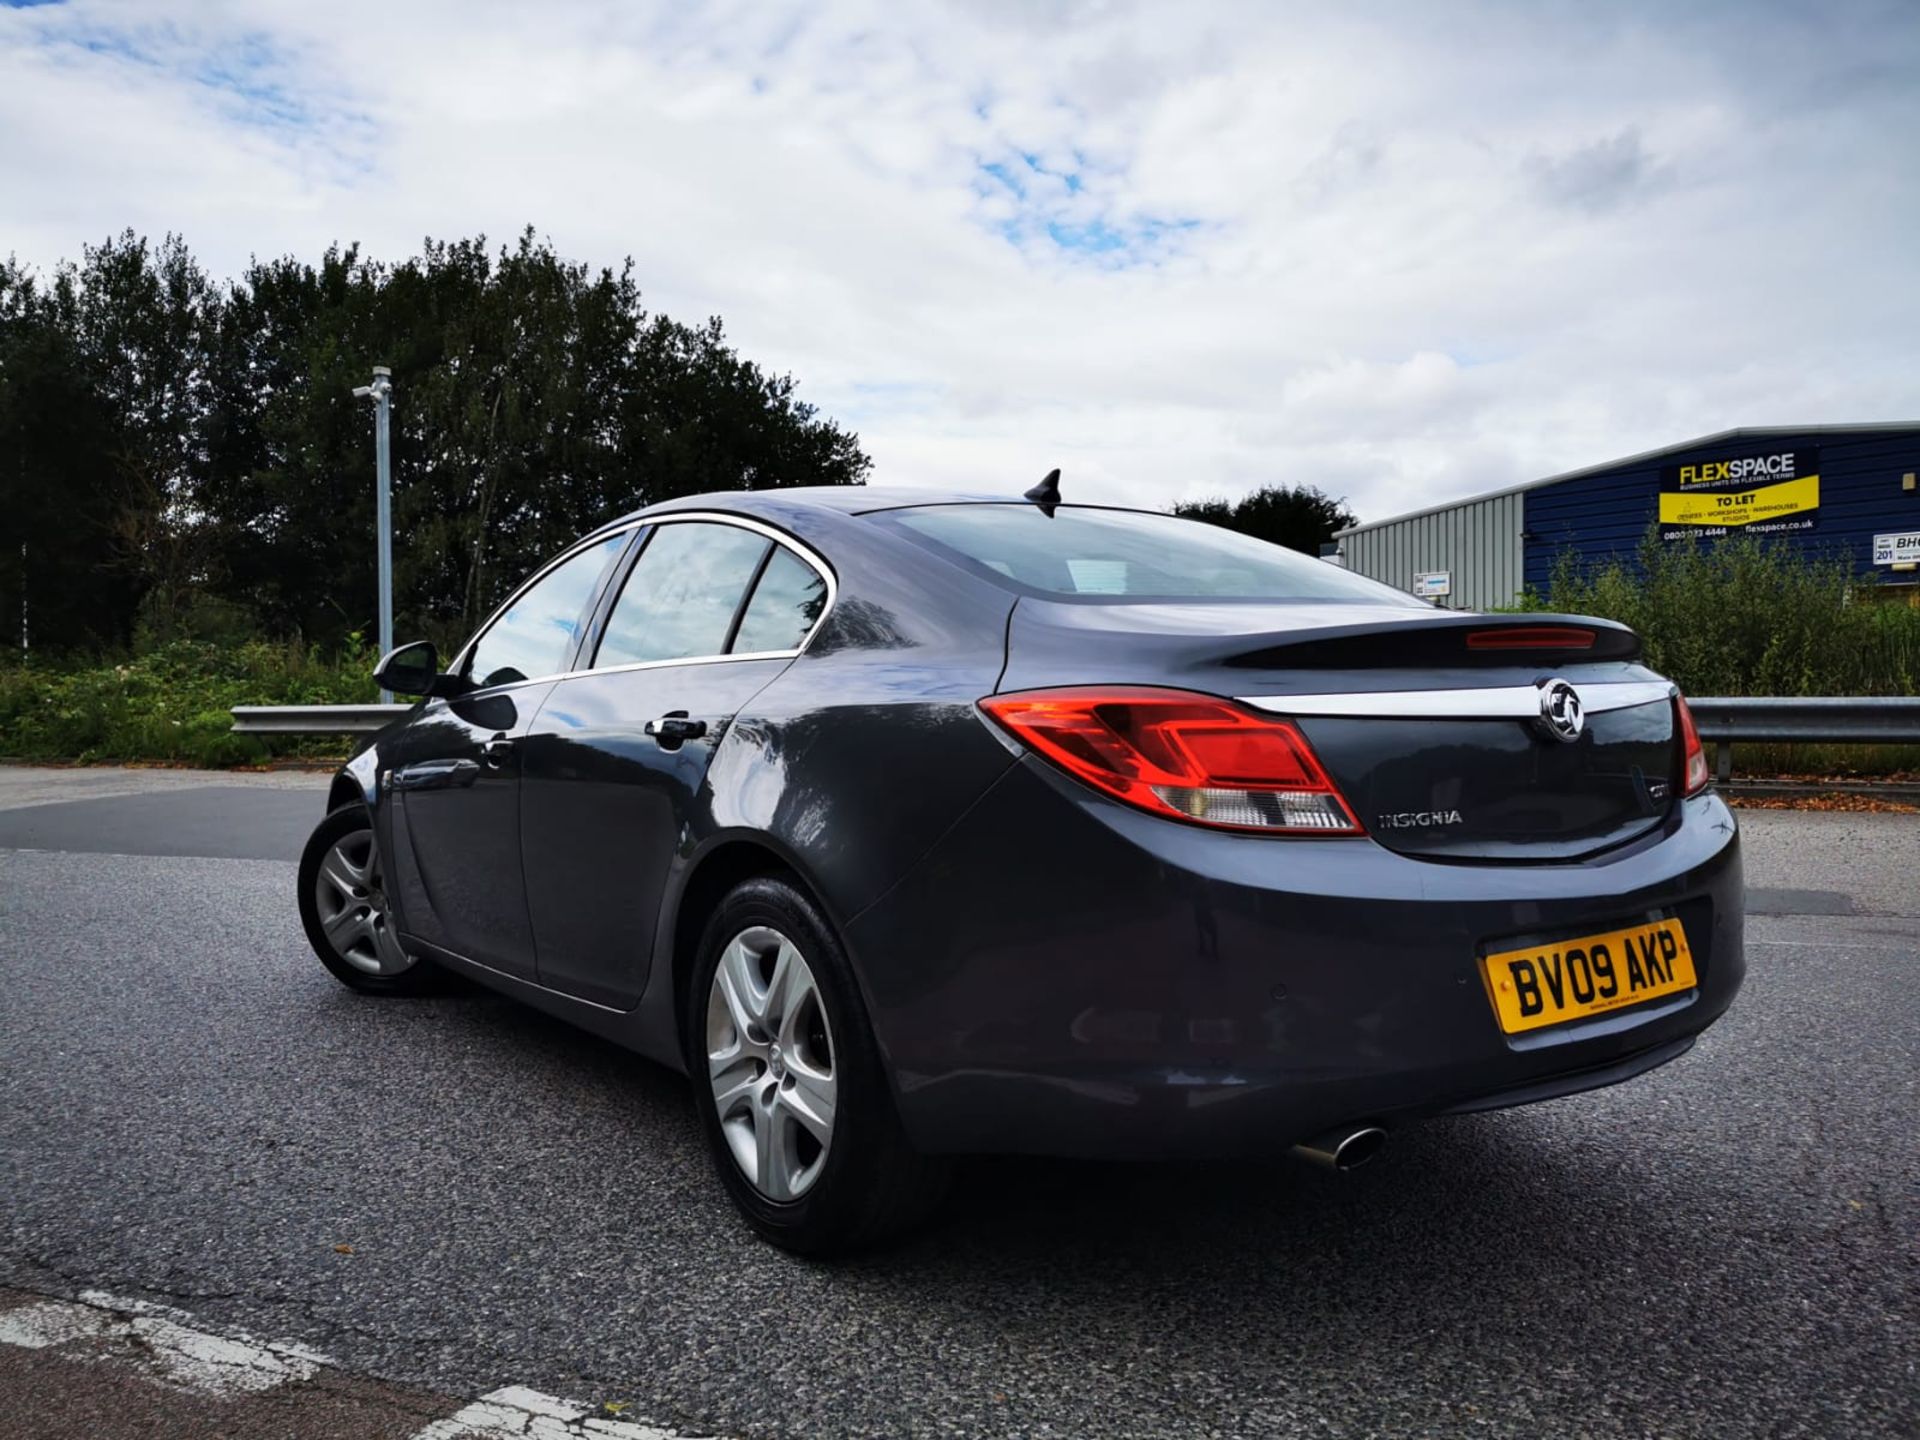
[480,734,516,768]
[393,758,480,791]
[644,713,708,747]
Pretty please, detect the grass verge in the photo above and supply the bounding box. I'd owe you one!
[0,640,376,768]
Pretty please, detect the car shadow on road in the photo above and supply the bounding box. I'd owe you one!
[897,1111,1662,1288]
[433,980,1702,1332]
[837,1112,1737,1410]
[311,977,1889,1438]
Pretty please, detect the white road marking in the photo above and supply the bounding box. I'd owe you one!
[0,1290,713,1437]
[1745,938,1917,951]
[0,847,298,865]
[408,1384,710,1439]
[0,1290,330,1397]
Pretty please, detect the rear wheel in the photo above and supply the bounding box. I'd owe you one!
[298,804,439,995]
[688,876,949,1255]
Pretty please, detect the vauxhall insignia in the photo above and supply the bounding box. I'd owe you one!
[1536,678,1585,743]
[1377,809,1465,829]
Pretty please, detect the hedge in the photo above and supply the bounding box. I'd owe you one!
[0,638,377,767]
[1517,532,1920,698]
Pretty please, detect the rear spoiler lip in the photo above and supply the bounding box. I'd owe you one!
[1237,678,1676,720]
[997,602,1646,694]
[1221,611,1640,668]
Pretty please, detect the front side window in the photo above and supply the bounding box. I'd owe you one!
[595,522,771,668]
[464,534,626,689]
[881,504,1414,604]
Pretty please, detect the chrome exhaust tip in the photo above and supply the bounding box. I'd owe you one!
[1290,1124,1388,1171]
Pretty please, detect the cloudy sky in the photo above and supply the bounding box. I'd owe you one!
[3,0,1916,521]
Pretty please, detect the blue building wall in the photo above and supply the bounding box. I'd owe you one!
[1521,426,1920,595]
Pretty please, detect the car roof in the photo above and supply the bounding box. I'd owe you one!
[589,485,1069,536]
[655,485,1016,516]
[580,484,1206,556]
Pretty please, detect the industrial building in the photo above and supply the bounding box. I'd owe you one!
[1333,424,1920,609]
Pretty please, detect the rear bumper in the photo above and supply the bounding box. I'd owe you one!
[846,757,1744,1159]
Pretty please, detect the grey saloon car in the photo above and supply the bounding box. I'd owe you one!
[300,481,1744,1253]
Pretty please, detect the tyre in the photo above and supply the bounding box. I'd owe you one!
[297,804,440,995]
[687,875,950,1255]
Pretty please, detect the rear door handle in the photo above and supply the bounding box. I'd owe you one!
[480,734,516,768]
[644,713,707,747]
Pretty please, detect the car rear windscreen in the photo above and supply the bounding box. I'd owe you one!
[883,504,1414,603]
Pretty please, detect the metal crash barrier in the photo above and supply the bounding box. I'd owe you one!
[233,695,1920,782]
[229,704,410,736]
[1686,696,1920,782]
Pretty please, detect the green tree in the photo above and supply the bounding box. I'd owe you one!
[0,255,136,653]
[0,227,869,658]
[206,230,868,649]
[68,232,222,641]
[0,233,212,654]
[1173,483,1356,555]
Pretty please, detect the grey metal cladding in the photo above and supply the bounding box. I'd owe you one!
[1334,486,1526,609]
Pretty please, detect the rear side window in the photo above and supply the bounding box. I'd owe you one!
[594,522,770,667]
[883,504,1411,604]
[732,547,829,654]
[465,534,626,688]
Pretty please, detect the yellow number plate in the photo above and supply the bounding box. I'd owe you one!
[1481,917,1697,1035]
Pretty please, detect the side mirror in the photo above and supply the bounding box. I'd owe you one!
[372,640,440,697]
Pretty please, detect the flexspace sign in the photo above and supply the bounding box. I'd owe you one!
[1673,453,1804,485]
[1658,448,1819,541]
[1873,531,1920,566]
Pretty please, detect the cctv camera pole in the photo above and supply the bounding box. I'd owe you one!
[352,366,395,700]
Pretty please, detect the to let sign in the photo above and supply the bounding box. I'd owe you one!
[1872,532,1920,566]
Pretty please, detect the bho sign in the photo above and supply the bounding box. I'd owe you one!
[1872,532,1920,566]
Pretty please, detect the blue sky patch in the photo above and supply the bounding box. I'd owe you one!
[1046,220,1125,253]
[20,11,376,170]
[979,160,1025,198]
[972,149,1194,267]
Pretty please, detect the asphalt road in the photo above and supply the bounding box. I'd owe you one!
[1,767,1915,1438]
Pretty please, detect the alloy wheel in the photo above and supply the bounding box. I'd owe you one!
[705,925,838,1201]
[311,828,413,976]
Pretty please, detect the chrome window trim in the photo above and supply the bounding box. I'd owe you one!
[446,523,642,696]
[438,511,836,703]
[1236,679,1677,719]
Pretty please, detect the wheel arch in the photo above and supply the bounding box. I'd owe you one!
[328,744,383,815]
[327,772,366,813]
[664,834,842,1070]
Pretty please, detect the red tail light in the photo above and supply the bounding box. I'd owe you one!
[1465,626,1596,651]
[979,687,1364,834]
[1675,693,1710,796]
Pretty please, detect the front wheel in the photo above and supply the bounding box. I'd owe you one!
[297,804,439,995]
[688,876,949,1255]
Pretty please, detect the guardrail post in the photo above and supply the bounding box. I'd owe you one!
[1716,741,1733,784]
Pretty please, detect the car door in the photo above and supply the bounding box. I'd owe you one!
[517,517,833,1008]
[384,531,631,978]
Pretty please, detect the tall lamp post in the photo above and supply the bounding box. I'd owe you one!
[351,366,394,700]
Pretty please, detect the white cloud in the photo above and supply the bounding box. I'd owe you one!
[2,0,1916,522]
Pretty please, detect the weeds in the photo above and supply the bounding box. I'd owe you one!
[1520,529,1920,698]
[0,637,377,767]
